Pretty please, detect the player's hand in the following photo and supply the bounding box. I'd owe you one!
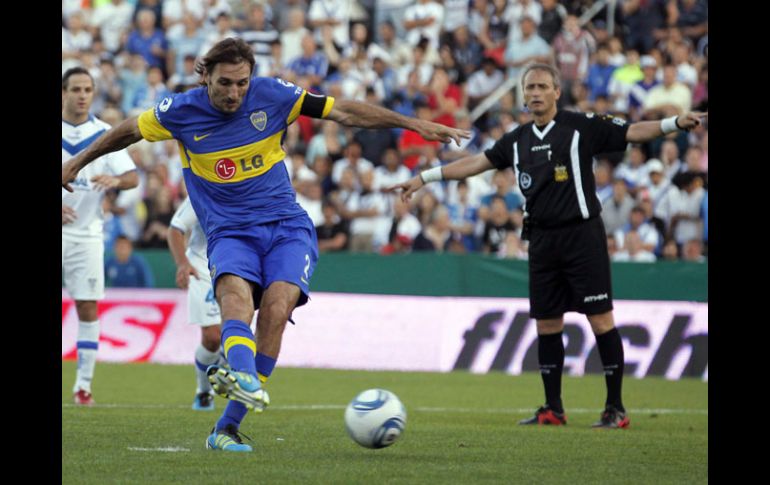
[677,112,708,131]
[414,120,471,146]
[62,205,77,225]
[175,261,199,290]
[385,175,424,202]
[62,159,81,192]
[90,175,120,191]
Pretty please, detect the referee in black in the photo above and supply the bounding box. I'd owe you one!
[389,63,706,428]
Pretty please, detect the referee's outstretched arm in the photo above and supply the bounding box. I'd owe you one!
[626,111,708,142]
[387,153,494,202]
[387,110,708,202]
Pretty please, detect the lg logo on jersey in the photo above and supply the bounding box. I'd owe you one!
[215,159,236,180]
[215,156,265,180]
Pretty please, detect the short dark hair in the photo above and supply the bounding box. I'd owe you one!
[196,37,255,82]
[62,67,94,90]
[521,63,561,90]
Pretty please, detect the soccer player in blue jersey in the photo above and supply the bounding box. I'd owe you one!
[63,38,469,452]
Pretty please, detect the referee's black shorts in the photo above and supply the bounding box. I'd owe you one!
[527,217,613,320]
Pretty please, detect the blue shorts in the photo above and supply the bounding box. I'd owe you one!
[208,214,318,309]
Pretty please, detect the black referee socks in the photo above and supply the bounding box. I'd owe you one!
[595,327,626,412]
[538,332,565,414]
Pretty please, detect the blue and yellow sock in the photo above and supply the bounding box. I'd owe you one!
[217,401,249,431]
[216,320,257,431]
[221,319,257,375]
[255,352,277,384]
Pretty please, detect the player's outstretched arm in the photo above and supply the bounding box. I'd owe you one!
[626,111,707,143]
[62,116,144,192]
[325,99,471,146]
[385,153,495,202]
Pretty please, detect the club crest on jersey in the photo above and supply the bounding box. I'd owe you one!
[554,164,569,182]
[520,172,532,190]
[250,111,267,131]
[159,97,173,112]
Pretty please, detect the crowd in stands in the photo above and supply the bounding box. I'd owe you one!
[63,0,708,264]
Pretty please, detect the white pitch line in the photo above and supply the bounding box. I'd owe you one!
[63,403,707,415]
[128,447,190,452]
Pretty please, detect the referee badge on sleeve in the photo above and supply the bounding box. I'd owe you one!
[554,164,569,182]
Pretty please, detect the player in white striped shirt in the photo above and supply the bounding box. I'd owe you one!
[62,67,138,406]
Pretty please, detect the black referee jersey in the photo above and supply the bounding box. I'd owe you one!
[485,110,630,227]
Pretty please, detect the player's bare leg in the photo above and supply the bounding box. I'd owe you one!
[202,325,222,352]
[217,274,255,323]
[255,281,300,359]
[587,311,614,335]
[247,281,300,396]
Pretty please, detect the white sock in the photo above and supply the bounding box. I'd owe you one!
[74,320,100,393]
[218,348,228,367]
[195,345,221,394]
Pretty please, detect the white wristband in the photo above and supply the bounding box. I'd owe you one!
[420,166,443,184]
[660,116,681,134]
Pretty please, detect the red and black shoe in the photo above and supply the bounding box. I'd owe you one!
[74,389,95,406]
[518,405,567,425]
[592,405,630,429]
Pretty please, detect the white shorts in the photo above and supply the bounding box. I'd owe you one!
[188,260,221,327]
[62,239,105,301]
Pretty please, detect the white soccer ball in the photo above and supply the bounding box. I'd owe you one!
[344,389,407,449]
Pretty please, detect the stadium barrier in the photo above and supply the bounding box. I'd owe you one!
[62,289,707,381]
[138,251,707,301]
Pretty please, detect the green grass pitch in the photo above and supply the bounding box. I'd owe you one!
[62,362,707,484]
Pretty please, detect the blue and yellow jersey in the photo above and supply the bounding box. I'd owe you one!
[137,77,334,240]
